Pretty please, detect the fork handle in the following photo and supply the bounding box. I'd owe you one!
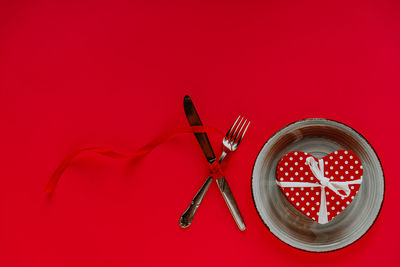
[179,176,213,228]
[216,177,246,231]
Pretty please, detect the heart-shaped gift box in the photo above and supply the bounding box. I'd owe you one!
[276,150,363,224]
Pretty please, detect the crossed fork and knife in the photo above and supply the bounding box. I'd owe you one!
[179,95,250,231]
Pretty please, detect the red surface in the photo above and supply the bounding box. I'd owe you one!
[0,0,399,266]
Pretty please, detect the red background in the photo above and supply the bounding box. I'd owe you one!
[1,0,399,266]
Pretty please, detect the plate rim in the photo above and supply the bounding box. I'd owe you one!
[251,117,385,253]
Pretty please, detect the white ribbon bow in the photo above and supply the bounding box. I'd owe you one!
[277,156,362,224]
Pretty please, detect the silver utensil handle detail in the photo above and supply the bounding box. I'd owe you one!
[179,176,213,228]
[216,177,246,231]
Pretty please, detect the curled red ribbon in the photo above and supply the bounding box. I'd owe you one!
[45,126,224,196]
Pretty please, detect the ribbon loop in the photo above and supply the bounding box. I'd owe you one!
[305,157,350,197]
[46,125,224,196]
[306,157,325,182]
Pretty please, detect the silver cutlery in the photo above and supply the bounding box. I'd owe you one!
[179,95,249,230]
[215,116,250,231]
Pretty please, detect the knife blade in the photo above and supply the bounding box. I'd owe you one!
[183,95,216,164]
[179,95,216,228]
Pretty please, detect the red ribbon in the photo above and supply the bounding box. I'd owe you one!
[45,126,224,196]
[209,161,224,178]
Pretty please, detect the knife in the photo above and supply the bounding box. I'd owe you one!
[179,95,246,231]
[179,95,216,228]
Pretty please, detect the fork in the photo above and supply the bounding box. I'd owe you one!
[215,116,250,230]
[219,116,250,164]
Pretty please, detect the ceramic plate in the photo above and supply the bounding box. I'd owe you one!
[251,118,384,252]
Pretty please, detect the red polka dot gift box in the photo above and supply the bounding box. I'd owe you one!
[276,150,363,224]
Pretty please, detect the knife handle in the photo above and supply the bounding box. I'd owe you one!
[216,177,246,231]
[179,176,213,228]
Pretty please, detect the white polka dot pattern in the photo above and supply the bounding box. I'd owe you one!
[276,150,363,223]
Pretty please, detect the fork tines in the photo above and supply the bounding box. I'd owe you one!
[226,115,250,146]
